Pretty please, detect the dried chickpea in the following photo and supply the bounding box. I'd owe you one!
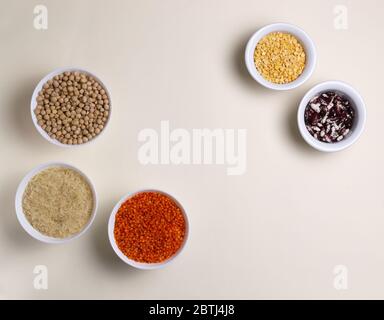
[34,71,110,145]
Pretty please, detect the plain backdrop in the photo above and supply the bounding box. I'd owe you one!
[0,0,383,299]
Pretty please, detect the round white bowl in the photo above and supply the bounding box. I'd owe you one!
[297,81,366,152]
[108,189,189,270]
[15,162,98,244]
[31,67,112,147]
[245,23,317,90]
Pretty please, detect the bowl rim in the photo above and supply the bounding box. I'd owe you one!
[15,162,98,244]
[297,80,366,152]
[108,189,189,270]
[30,67,112,147]
[245,22,317,91]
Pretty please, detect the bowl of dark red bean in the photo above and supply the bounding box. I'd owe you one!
[297,81,366,152]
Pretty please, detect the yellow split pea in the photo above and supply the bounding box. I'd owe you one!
[254,32,306,84]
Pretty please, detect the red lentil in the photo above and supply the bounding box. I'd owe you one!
[114,191,186,263]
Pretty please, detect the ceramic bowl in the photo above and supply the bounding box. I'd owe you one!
[245,23,316,90]
[108,189,189,270]
[15,162,98,243]
[297,81,366,152]
[31,67,111,147]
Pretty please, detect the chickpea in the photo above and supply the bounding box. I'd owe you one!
[36,71,110,144]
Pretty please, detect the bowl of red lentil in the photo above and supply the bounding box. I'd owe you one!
[245,23,316,90]
[31,67,111,147]
[108,190,189,269]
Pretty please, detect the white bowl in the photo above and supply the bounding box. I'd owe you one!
[15,162,98,244]
[297,81,366,152]
[31,67,112,147]
[108,189,189,270]
[245,23,317,90]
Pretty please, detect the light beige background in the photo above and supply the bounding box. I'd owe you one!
[0,0,383,299]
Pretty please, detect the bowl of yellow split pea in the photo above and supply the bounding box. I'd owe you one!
[245,23,317,90]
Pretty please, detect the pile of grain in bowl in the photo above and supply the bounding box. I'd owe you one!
[34,71,110,145]
[254,32,306,84]
[22,166,94,238]
[114,191,186,263]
